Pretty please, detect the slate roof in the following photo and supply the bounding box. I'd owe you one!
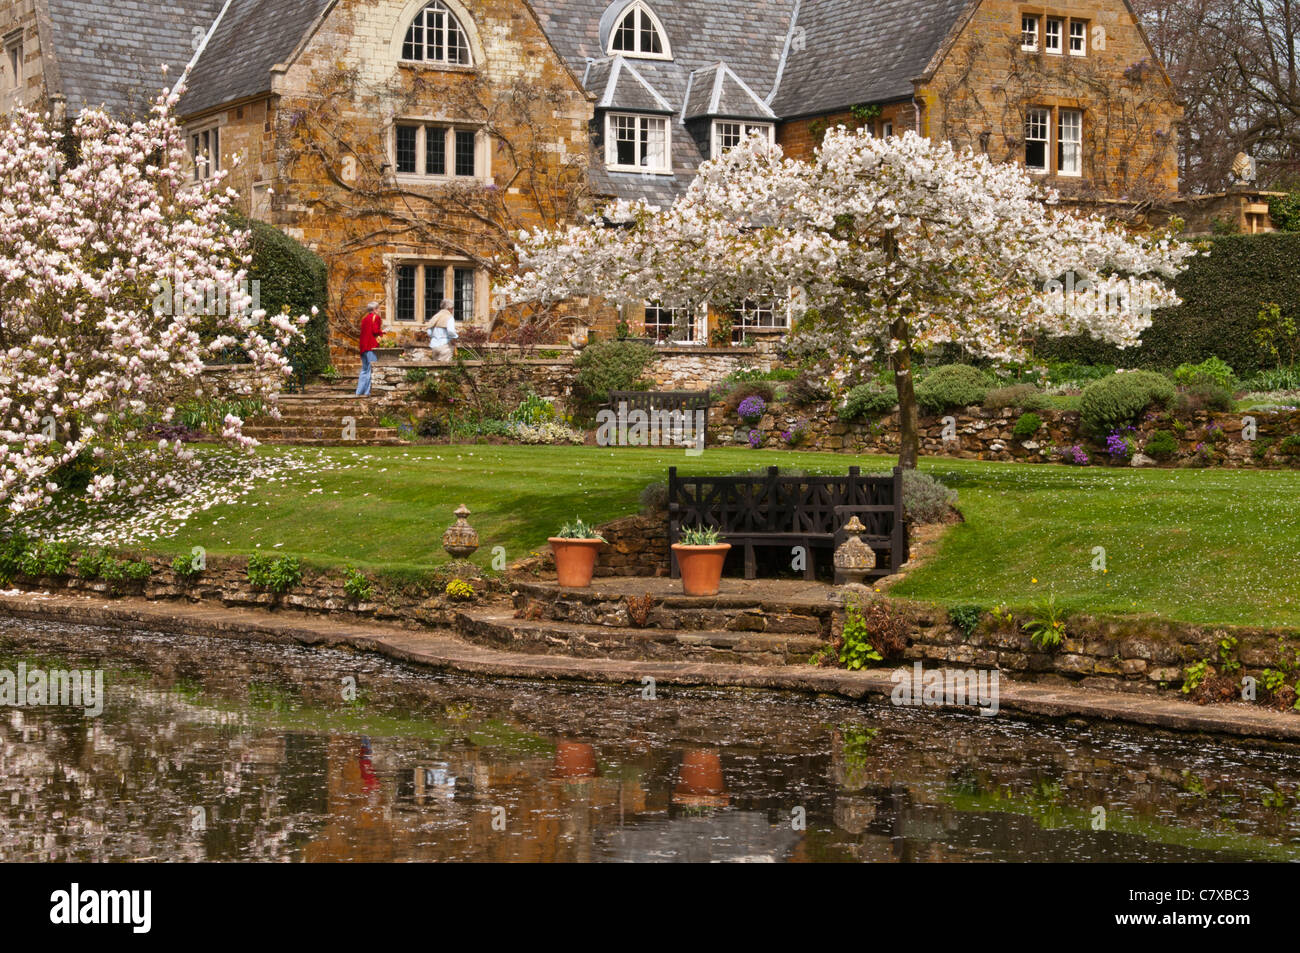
[177,0,334,117]
[682,63,776,121]
[41,0,224,115]
[770,0,975,117]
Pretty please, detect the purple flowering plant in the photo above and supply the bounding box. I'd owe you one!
[747,429,763,448]
[1057,444,1090,466]
[737,395,767,425]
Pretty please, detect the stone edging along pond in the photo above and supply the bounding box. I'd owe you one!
[1,590,1298,743]
[0,554,1297,741]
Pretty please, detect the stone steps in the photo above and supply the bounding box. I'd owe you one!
[243,384,406,445]
[455,608,827,667]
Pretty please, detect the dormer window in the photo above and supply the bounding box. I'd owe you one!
[711,121,774,159]
[401,1,473,66]
[608,2,671,60]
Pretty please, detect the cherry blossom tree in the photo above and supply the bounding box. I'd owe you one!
[502,128,1198,466]
[0,92,307,514]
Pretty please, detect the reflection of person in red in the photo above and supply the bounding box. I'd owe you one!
[358,737,380,792]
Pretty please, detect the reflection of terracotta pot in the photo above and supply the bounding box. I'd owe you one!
[675,749,726,798]
[553,742,598,780]
[549,538,604,588]
[672,544,731,597]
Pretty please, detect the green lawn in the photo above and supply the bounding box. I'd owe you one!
[138,444,1300,628]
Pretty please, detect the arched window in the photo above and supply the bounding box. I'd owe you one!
[401,1,473,66]
[608,2,670,59]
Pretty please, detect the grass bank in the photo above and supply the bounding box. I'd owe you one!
[112,445,1300,628]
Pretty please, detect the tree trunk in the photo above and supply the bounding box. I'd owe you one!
[890,312,920,469]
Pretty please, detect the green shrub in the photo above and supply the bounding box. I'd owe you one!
[343,566,374,603]
[1279,435,1300,457]
[101,558,151,589]
[839,384,898,420]
[1270,191,1300,232]
[171,552,204,581]
[639,481,668,515]
[948,604,984,637]
[76,548,107,580]
[247,553,303,594]
[0,533,30,583]
[838,600,909,669]
[1039,233,1300,375]
[232,215,330,387]
[984,383,1049,412]
[1012,412,1043,439]
[18,541,73,578]
[1173,382,1234,415]
[1173,356,1237,391]
[1143,429,1179,460]
[914,364,992,413]
[899,470,957,524]
[1079,371,1176,435]
[573,340,656,408]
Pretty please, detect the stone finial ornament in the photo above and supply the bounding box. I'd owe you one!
[1230,152,1257,186]
[442,504,480,559]
[834,516,877,585]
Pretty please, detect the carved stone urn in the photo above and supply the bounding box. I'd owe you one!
[833,516,877,585]
[442,504,480,559]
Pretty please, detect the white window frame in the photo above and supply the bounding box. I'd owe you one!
[1058,109,1082,176]
[710,120,774,159]
[731,295,790,338]
[1025,108,1050,174]
[390,259,485,325]
[1069,19,1087,56]
[606,1,672,60]
[605,112,671,173]
[1020,15,1039,52]
[1044,17,1063,54]
[880,119,894,138]
[400,1,474,67]
[644,302,702,344]
[392,120,489,182]
[188,123,221,182]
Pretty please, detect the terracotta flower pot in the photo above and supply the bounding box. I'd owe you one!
[552,742,598,780]
[672,543,731,597]
[673,749,728,807]
[549,538,603,588]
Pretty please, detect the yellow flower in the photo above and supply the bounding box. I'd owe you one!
[1031,577,1038,584]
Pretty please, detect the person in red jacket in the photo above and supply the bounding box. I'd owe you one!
[356,301,383,397]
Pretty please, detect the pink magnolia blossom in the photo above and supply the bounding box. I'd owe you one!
[0,93,308,513]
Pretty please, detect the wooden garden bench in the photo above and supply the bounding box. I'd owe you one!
[667,466,908,581]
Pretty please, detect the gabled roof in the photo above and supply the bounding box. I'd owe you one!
[177,0,334,118]
[40,0,224,115]
[585,55,674,113]
[683,63,776,121]
[769,0,974,117]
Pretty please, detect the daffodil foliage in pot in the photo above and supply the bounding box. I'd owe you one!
[549,518,607,588]
[672,526,731,597]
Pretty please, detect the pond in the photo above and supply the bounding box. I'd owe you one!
[1,617,1298,862]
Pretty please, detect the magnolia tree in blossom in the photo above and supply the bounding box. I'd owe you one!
[0,92,307,513]
[502,128,1198,467]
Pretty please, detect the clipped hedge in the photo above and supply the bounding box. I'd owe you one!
[223,214,330,386]
[573,339,656,417]
[1039,232,1300,375]
[840,383,899,420]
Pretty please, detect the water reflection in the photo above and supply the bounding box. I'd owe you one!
[1,618,1298,862]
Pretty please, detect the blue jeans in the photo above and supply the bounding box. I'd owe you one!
[356,350,377,396]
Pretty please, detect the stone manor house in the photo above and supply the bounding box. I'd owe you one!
[2,0,1188,365]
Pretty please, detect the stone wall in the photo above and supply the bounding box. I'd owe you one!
[897,601,1299,698]
[645,348,774,392]
[711,400,1300,468]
